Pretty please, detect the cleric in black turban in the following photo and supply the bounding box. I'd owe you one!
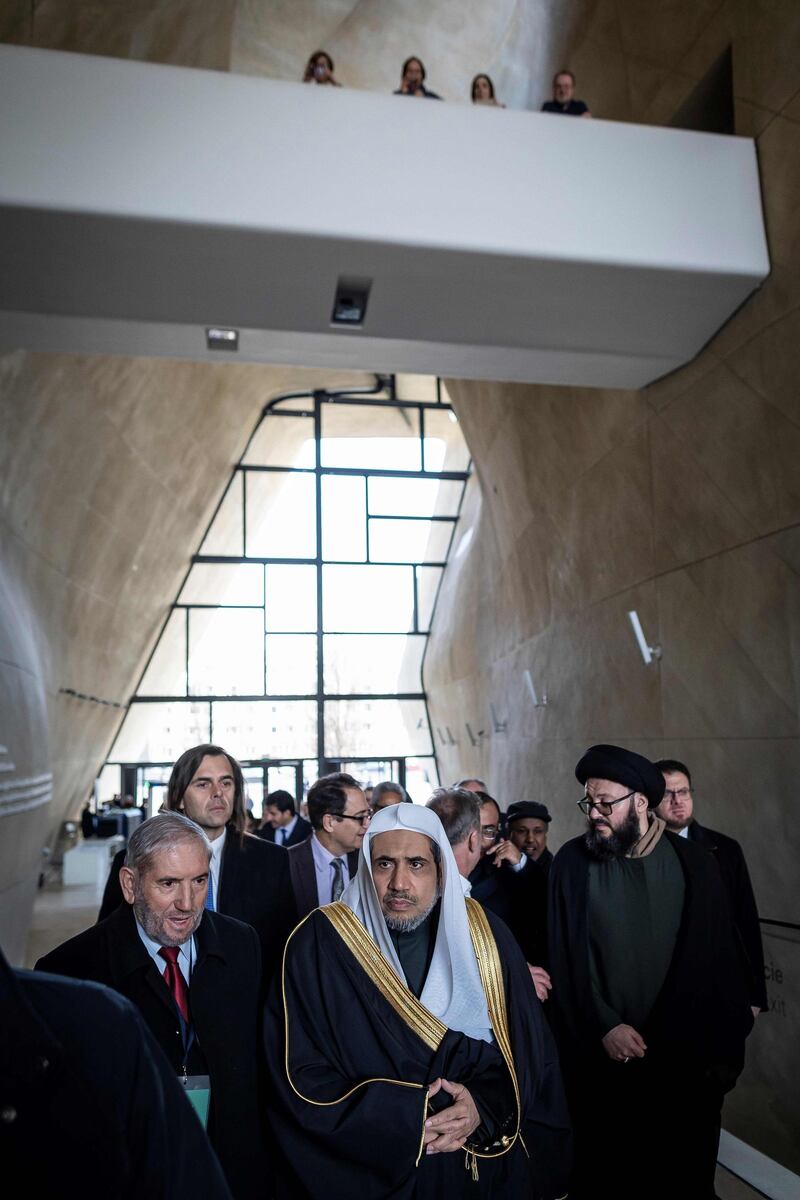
[575,744,665,808]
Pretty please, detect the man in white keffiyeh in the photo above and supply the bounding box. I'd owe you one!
[264,798,572,1199]
[341,802,493,1043]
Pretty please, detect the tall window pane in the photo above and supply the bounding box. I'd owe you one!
[188,608,264,696]
[244,413,315,468]
[321,404,421,470]
[369,518,454,564]
[324,699,432,757]
[322,475,366,562]
[179,563,263,606]
[265,564,317,632]
[138,610,187,696]
[246,471,316,558]
[324,634,425,694]
[266,634,318,695]
[323,565,414,632]
[212,700,317,759]
[108,702,210,763]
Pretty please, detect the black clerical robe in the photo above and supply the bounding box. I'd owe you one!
[548,831,753,1200]
[264,900,570,1200]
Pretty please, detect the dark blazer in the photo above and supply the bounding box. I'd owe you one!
[98,828,297,980]
[1,950,232,1199]
[258,813,312,848]
[36,904,264,1200]
[469,852,548,967]
[287,835,360,918]
[688,820,767,1010]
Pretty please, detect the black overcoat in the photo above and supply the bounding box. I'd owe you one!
[36,904,265,1200]
[688,820,767,1010]
[1,951,232,1200]
[547,831,754,1079]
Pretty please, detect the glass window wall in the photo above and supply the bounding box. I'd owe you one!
[103,379,469,796]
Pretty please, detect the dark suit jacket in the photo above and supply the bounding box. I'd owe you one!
[258,814,312,848]
[287,835,360,918]
[98,828,297,980]
[688,820,767,1010]
[2,950,232,1199]
[37,904,264,1200]
[469,853,548,966]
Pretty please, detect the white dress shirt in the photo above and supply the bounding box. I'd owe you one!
[208,826,226,905]
[276,814,298,846]
[135,919,195,985]
[311,831,350,905]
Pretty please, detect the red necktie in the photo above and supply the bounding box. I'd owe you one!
[158,946,190,1024]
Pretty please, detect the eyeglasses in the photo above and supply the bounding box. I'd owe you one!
[480,825,499,840]
[662,788,692,801]
[577,789,636,816]
[335,811,371,825]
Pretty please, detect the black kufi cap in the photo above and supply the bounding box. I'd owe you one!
[575,744,665,809]
[506,801,551,824]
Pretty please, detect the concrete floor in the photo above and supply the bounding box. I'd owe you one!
[24,881,767,1200]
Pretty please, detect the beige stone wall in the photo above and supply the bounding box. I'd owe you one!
[427,0,800,1167]
[0,354,366,960]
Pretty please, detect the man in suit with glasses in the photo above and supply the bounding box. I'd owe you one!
[287,772,368,917]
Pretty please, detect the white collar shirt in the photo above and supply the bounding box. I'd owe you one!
[311,830,350,905]
[276,814,298,846]
[135,918,195,986]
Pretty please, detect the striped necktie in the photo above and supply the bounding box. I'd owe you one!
[205,869,215,911]
[331,858,345,902]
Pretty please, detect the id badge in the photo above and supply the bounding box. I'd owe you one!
[180,1074,211,1128]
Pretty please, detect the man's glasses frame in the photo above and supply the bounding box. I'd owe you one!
[577,789,636,816]
[662,787,692,802]
[335,811,371,825]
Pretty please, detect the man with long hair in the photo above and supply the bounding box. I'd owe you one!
[98,744,296,979]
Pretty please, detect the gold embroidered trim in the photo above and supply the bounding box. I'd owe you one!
[321,902,448,1052]
[281,907,427,1109]
[464,898,522,1160]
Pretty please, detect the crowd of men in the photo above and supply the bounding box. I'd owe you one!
[302,48,591,115]
[5,740,764,1199]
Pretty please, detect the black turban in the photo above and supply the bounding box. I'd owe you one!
[575,744,665,809]
[506,801,551,825]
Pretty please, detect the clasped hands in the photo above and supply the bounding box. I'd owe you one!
[602,1023,647,1062]
[423,1077,480,1154]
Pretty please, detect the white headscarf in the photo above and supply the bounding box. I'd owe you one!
[340,803,493,1043]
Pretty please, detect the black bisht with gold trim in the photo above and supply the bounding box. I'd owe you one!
[264,899,571,1199]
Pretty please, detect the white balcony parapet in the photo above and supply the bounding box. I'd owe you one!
[0,46,769,388]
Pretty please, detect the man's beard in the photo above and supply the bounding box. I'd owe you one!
[384,890,440,933]
[133,890,202,947]
[584,802,642,861]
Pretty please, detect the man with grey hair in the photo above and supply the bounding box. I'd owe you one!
[37,812,267,1200]
[454,776,487,793]
[370,779,411,812]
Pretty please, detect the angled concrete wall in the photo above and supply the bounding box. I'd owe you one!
[427,0,800,1170]
[0,356,366,961]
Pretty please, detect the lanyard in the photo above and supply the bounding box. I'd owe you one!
[173,939,196,1078]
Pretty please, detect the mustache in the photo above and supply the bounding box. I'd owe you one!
[386,890,416,903]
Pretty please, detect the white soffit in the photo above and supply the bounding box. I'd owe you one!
[0,46,770,388]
